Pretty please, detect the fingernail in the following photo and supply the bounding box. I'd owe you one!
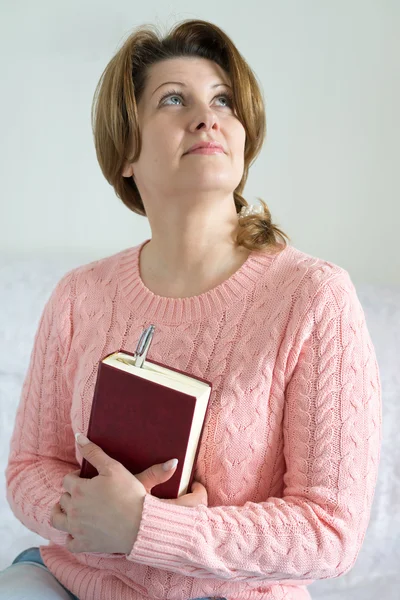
[75,432,90,446]
[162,458,178,471]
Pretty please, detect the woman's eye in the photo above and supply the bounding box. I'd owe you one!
[160,91,233,107]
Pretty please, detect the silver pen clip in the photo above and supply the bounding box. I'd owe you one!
[134,324,155,368]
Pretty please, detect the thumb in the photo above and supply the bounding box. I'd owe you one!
[75,432,118,475]
[135,458,178,493]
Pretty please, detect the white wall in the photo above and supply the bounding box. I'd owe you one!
[0,1,398,284]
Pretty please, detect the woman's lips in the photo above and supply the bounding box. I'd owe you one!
[186,147,224,154]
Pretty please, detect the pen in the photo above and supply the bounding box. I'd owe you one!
[133,324,155,368]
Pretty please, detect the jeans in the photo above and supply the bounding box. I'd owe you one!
[0,547,79,599]
[0,546,227,599]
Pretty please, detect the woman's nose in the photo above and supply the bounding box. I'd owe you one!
[191,108,219,131]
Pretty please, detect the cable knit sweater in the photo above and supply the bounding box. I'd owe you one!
[5,237,382,600]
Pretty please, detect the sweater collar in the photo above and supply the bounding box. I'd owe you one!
[117,238,288,325]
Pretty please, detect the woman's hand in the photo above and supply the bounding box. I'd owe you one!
[158,480,208,507]
[50,433,208,555]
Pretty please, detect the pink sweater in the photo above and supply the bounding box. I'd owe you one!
[6,238,382,600]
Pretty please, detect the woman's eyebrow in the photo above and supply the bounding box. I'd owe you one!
[151,81,232,97]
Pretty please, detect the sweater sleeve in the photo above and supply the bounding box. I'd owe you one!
[5,271,79,546]
[126,272,382,583]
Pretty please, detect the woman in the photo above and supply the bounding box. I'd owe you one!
[2,18,382,600]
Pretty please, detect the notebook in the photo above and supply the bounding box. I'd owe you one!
[79,325,213,499]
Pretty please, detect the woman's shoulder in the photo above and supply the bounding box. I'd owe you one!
[54,244,139,293]
[274,242,352,297]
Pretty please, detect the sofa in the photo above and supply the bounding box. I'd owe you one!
[1,252,399,599]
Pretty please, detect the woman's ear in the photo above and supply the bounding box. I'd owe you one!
[122,162,133,178]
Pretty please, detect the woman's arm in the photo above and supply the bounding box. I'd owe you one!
[5,271,78,546]
[125,273,382,583]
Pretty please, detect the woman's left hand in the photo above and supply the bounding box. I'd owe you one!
[50,434,208,555]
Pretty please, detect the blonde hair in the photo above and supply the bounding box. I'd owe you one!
[91,18,291,254]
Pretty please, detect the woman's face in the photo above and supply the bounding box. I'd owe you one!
[123,57,246,212]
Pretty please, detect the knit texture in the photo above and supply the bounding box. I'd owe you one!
[5,238,382,600]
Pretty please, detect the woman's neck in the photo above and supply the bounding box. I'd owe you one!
[139,239,252,299]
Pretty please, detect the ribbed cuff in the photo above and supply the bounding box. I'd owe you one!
[125,493,201,567]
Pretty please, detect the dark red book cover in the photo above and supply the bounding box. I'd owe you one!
[79,348,212,499]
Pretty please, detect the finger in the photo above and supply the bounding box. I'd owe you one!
[59,492,72,514]
[191,480,208,495]
[66,535,84,554]
[161,494,206,507]
[62,469,83,493]
[190,481,208,505]
[75,435,119,476]
[69,469,81,477]
[50,502,70,532]
[161,482,208,506]
[65,533,80,554]
[135,460,178,493]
